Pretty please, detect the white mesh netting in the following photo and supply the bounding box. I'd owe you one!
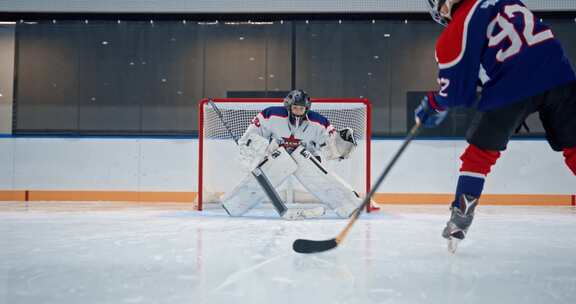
[197,98,370,211]
[203,101,368,142]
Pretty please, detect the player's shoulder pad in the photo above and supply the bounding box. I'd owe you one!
[260,106,288,119]
[306,110,331,128]
[435,0,483,69]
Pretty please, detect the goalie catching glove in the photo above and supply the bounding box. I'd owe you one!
[323,127,357,160]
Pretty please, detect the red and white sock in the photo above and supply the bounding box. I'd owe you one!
[454,144,501,203]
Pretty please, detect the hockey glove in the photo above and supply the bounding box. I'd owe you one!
[414,92,448,128]
[339,128,357,146]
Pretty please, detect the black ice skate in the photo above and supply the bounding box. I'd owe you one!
[442,194,478,253]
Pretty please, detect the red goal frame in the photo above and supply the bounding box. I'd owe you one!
[197,97,378,213]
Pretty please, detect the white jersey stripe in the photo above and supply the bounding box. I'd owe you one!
[460,171,487,179]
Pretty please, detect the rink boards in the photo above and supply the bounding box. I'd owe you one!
[0,137,573,205]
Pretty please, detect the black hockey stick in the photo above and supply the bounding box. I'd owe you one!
[207,98,240,144]
[293,121,422,254]
[207,98,289,216]
[252,166,288,216]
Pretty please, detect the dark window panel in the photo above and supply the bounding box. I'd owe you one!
[203,22,291,98]
[15,22,81,131]
[138,22,203,134]
[12,18,575,137]
[387,21,441,135]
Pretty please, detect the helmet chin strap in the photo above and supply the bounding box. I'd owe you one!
[290,112,306,128]
[292,115,303,128]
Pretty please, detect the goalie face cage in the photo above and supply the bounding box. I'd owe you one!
[197,98,377,213]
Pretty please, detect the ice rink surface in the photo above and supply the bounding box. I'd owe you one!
[1,202,576,304]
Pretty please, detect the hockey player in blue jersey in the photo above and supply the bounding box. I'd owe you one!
[416,0,576,252]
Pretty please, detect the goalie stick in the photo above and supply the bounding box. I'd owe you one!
[207,98,241,144]
[292,121,421,254]
[207,99,289,216]
[252,164,288,216]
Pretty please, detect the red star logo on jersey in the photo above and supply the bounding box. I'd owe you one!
[281,135,301,150]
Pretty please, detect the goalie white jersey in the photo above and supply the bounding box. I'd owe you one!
[242,106,336,156]
[221,104,364,219]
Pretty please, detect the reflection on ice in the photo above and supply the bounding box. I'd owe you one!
[1,203,575,304]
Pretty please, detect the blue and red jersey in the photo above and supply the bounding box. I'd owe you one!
[435,0,576,110]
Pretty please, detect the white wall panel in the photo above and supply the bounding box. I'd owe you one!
[371,140,574,194]
[372,140,463,194]
[486,141,574,194]
[0,139,14,188]
[0,138,573,194]
[12,138,141,190]
[139,139,195,191]
[0,0,573,13]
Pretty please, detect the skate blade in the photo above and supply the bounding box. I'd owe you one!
[447,238,460,254]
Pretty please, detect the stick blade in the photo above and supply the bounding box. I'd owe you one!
[292,238,338,254]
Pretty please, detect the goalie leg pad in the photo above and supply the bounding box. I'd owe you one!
[221,147,297,216]
[256,147,298,186]
[291,146,362,218]
[221,174,266,216]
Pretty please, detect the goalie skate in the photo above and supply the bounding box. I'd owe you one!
[442,194,478,253]
[282,206,326,220]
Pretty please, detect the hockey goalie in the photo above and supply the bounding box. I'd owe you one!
[220,90,364,220]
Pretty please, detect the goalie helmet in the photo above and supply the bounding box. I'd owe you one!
[426,0,462,26]
[284,90,312,126]
[283,89,311,118]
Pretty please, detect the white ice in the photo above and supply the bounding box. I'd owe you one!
[1,202,576,304]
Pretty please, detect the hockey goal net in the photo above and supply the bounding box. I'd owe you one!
[197,98,376,212]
